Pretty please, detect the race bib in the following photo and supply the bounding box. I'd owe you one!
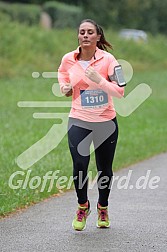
[80,90,108,108]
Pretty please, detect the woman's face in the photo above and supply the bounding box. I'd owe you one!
[78,22,101,48]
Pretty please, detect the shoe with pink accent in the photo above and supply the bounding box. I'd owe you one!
[96,203,110,228]
[72,201,91,231]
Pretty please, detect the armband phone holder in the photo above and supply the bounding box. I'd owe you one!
[108,65,126,87]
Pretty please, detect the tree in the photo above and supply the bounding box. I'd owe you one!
[4,0,81,4]
[2,0,167,34]
[81,0,116,28]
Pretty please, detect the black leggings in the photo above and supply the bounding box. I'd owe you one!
[67,117,118,207]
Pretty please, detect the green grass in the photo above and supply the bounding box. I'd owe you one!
[114,70,167,169]
[0,20,167,217]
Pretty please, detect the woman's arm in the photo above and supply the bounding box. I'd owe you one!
[58,56,72,96]
[85,66,124,98]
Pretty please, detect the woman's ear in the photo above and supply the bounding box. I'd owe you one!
[97,34,101,41]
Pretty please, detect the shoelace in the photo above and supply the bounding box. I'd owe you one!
[99,209,107,221]
[77,209,87,222]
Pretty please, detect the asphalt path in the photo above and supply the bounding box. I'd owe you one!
[0,153,167,252]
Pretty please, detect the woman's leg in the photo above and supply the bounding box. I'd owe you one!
[68,118,92,204]
[93,118,118,207]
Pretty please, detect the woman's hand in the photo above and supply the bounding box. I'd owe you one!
[62,84,72,94]
[62,84,72,97]
[85,67,102,84]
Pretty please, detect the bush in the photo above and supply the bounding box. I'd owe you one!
[0,10,11,22]
[43,1,82,28]
[0,1,41,25]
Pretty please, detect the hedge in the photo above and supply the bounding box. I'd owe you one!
[0,1,41,25]
[43,1,82,28]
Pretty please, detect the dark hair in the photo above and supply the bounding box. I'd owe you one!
[79,19,113,51]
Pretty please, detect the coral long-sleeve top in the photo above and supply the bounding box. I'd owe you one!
[58,47,124,122]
